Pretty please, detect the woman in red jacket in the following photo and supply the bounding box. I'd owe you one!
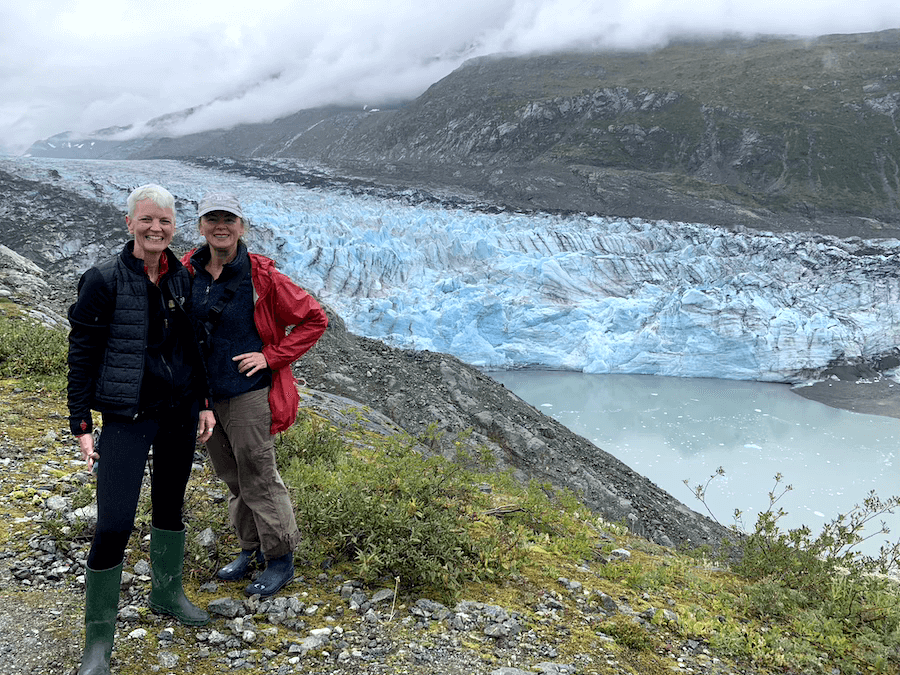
[183,191,328,597]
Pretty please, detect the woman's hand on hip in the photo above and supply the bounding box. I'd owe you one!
[233,351,268,377]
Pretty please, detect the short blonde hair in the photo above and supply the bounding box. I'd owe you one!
[127,184,175,218]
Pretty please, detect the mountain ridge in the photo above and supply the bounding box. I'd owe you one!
[26,29,900,238]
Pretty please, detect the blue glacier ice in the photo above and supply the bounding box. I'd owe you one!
[4,156,900,383]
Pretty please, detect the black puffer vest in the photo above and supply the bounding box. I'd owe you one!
[92,251,194,417]
[91,256,145,410]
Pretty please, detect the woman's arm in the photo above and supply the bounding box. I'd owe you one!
[67,268,113,437]
[260,269,328,370]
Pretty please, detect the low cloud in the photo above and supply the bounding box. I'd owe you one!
[2,0,898,153]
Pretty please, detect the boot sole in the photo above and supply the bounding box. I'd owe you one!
[149,603,211,626]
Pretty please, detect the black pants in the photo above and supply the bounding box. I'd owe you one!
[87,404,198,570]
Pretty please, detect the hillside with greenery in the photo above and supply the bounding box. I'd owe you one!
[5,293,900,673]
[346,30,900,228]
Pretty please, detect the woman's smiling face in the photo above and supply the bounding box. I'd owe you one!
[126,198,175,260]
[199,210,245,259]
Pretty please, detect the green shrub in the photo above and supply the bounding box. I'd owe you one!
[732,509,836,598]
[737,578,810,620]
[278,424,501,598]
[276,415,345,466]
[0,310,67,379]
[71,483,96,510]
[686,469,900,670]
[599,615,655,651]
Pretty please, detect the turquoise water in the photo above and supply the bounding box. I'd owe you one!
[489,371,900,557]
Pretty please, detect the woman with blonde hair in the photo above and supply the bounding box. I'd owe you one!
[68,184,215,675]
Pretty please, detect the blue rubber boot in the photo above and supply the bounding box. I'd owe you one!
[217,548,265,581]
[245,552,294,597]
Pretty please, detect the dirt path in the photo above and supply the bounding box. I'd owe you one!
[0,581,81,675]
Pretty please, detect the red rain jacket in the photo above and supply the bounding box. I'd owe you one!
[183,250,328,434]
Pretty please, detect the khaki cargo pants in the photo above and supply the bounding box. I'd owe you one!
[206,387,301,560]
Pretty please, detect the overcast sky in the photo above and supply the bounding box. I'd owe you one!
[2,0,898,154]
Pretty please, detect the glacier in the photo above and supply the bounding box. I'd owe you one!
[3,156,900,383]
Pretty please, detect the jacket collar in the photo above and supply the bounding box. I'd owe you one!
[122,240,175,283]
[190,241,249,282]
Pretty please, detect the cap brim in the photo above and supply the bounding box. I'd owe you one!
[198,206,243,218]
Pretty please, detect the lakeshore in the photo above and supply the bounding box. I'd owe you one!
[792,377,900,420]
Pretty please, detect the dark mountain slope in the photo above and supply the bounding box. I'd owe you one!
[27,30,900,237]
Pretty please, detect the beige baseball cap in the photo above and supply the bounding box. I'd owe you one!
[198,192,244,219]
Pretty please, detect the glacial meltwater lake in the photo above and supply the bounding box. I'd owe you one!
[488,371,900,557]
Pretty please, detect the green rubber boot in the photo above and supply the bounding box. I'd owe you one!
[78,562,122,675]
[148,526,210,626]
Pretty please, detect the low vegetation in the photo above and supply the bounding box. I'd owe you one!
[5,300,900,673]
[0,299,67,384]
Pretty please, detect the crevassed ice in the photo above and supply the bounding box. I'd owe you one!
[4,156,900,383]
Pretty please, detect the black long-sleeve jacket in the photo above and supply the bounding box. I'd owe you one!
[67,242,211,436]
